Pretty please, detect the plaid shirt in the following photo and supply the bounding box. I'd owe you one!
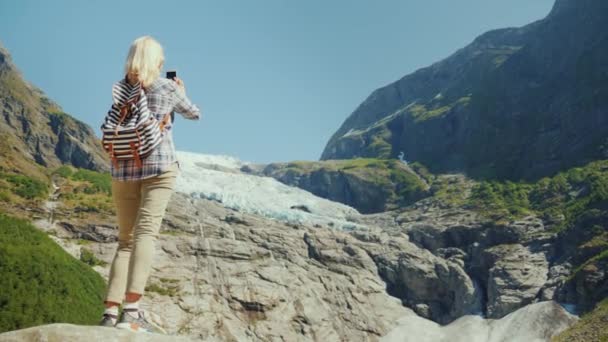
[109,77,200,181]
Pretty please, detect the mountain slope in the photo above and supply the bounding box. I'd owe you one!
[0,213,105,333]
[321,0,608,181]
[0,41,108,178]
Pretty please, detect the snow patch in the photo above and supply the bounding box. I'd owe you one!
[381,301,577,342]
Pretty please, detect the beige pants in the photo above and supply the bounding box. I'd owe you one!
[105,162,178,303]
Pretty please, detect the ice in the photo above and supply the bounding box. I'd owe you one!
[174,151,364,230]
[381,301,577,342]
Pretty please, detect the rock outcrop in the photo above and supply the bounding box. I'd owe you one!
[41,193,411,341]
[482,244,549,318]
[0,323,193,342]
[0,302,576,342]
[31,180,579,339]
[259,158,430,214]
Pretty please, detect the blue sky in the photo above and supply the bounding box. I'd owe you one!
[0,0,554,164]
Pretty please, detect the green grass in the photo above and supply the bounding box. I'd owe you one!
[159,277,180,284]
[368,128,392,159]
[462,159,608,226]
[552,298,608,342]
[54,165,111,195]
[410,161,434,185]
[408,96,471,123]
[284,158,387,173]
[429,177,469,207]
[387,160,429,205]
[568,249,608,282]
[52,166,114,214]
[79,248,108,267]
[438,160,608,302]
[52,165,74,178]
[70,169,111,195]
[0,70,39,111]
[145,282,180,297]
[467,180,534,220]
[0,190,11,202]
[0,172,48,200]
[0,213,106,333]
[281,157,430,210]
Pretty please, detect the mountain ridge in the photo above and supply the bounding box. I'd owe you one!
[321,0,608,181]
[0,40,109,176]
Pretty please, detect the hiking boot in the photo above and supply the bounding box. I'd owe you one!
[98,313,118,327]
[115,308,166,334]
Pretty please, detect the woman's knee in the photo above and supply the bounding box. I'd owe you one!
[133,209,164,237]
[117,237,134,251]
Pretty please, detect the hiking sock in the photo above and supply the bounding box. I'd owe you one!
[123,301,140,318]
[103,306,119,325]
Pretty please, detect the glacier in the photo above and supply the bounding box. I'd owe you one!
[174,150,365,230]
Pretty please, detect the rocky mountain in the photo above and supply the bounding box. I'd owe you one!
[0,41,108,177]
[0,1,606,339]
[321,0,608,181]
[2,143,605,339]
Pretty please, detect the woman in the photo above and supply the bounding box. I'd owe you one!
[99,36,201,333]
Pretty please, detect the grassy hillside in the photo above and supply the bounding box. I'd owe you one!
[553,299,608,342]
[460,159,608,231]
[0,213,106,332]
[52,166,114,216]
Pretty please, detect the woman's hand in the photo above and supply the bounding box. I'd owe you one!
[173,77,186,94]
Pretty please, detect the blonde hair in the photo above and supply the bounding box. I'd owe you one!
[124,36,164,88]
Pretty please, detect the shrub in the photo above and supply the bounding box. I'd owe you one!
[0,213,106,332]
[145,282,179,297]
[0,190,10,202]
[53,165,74,179]
[79,248,108,267]
[70,169,111,195]
[0,173,48,199]
[464,159,608,229]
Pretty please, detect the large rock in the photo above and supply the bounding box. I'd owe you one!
[483,244,549,318]
[55,193,412,341]
[553,208,608,312]
[361,187,565,321]
[369,238,480,324]
[0,323,193,341]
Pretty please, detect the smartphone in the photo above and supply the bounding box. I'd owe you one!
[166,70,177,79]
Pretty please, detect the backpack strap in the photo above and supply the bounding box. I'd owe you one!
[129,141,143,168]
[124,77,172,132]
[106,143,119,169]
